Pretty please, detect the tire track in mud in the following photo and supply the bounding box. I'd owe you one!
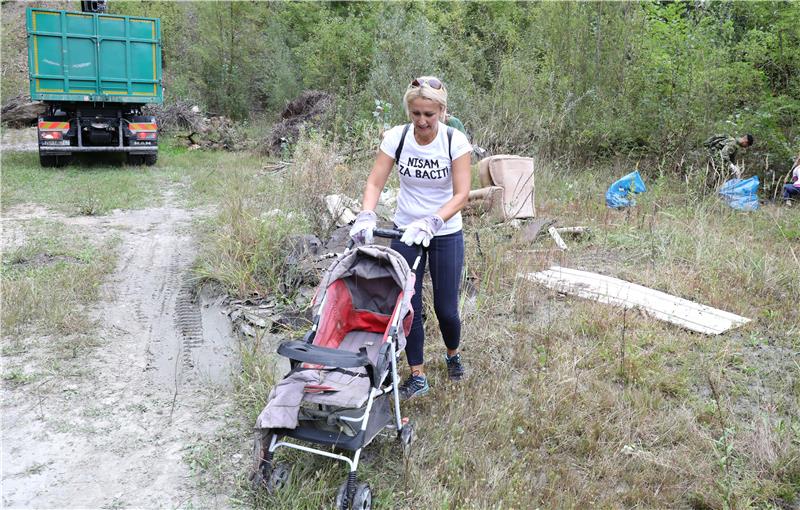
[175,274,204,370]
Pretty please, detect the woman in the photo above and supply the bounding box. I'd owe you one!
[349,76,472,400]
[784,153,800,204]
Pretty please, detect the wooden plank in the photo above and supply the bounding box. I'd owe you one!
[521,266,751,335]
[548,226,568,250]
[555,226,591,236]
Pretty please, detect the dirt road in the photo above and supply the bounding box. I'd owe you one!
[0,126,37,152]
[2,194,240,508]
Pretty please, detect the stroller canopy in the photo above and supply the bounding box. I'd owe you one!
[313,245,415,354]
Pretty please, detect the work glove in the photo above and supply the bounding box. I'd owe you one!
[729,163,741,178]
[349,210,377,245]
[400,215,444,247]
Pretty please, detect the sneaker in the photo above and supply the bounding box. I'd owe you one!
[398,374,429,401]
[445,353,465,381]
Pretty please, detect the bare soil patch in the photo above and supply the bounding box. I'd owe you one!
[1,193,240,508]
[1,126,37,153]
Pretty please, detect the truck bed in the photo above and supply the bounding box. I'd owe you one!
[27,8,162,104]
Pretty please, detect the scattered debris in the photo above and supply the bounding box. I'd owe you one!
[547,226,568,251]
[143,99,205,133]
[465,186,504,219]
[325,194,360,227]
[518,217,556,243]
[323,191,396,228]
[472,155,536,221]
[225,292,313,339]
[263,90,334,156]
[555,226,591,238]
[261,161,292,174]
[377,188,398,219]
[226,295,278,338]
[522,266,751,335]
[142,101,246,151]
[1,95,46,128]
[222,219,398,341]
[8,252,84,268]
[186,115,242,151]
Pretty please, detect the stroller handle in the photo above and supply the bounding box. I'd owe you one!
[346,227,425,257]
[345,227,403,250]
[346,227,425,269]
[373,227,404,240]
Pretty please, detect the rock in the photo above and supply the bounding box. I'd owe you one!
[325,194,360,227]
[1,95,47,128]
[239,322,257,338]
[243,311,272,329]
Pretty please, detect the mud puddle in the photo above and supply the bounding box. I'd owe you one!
[1,196,241,508]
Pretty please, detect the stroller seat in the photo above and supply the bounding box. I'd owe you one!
[301,330,384,408]
[256,246,412,429]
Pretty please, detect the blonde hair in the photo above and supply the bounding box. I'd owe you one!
[403,76,448,122]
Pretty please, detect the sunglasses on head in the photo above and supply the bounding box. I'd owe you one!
[410,77,443,90]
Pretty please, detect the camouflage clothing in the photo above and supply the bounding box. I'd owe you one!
[704,134,741,164]
[446,115,467,136]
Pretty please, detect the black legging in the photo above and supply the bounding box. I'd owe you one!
[391,230,464,367]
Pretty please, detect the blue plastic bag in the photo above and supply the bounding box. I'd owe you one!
[718,176,759,211]
[606,170,647,208]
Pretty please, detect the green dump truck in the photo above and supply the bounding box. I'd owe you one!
[26,5,162,166]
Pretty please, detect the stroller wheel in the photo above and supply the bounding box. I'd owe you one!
[352,482,372,510]
[399,422,414,456]
[335,480,350,510]
[250,431,269,491]
[266,462,291,494]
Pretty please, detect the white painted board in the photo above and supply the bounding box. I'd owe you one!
[522,266,751,335]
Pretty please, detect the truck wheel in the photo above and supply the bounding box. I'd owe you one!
[126,154,144,166]
[143,153,157,166]
[39,154,71,167]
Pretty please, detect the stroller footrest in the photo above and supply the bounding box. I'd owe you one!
[273,426,367,451]
[277,340,372,370]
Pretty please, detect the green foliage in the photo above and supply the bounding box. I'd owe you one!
[192,3,272,119]
[296,12,375,92]
[4,1,799,171]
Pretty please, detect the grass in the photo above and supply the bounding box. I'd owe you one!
[192,131,360,298]
[2,138,797,508]
[189,143,799,509]
[0,137,268,215]
[1,220,117,337]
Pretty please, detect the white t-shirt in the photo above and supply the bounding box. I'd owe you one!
[380,122,472,235]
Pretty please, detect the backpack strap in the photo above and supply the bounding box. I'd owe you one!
[447,126,454,161]
[395,124,454,164]
[395,123,411,164]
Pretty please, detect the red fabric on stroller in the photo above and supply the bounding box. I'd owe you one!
[312,279,412,350]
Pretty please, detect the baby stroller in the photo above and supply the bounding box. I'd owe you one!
[252,228,419,510]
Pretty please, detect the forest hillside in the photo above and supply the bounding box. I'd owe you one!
[2,1,798,178]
